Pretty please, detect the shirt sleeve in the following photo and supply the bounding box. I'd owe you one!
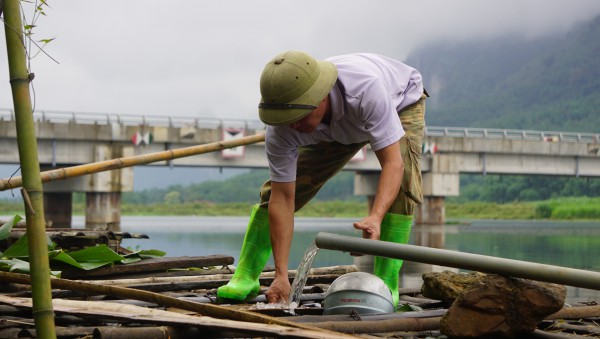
[265,127,298,182]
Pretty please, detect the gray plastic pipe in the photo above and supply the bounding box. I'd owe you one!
[314,232,600,290]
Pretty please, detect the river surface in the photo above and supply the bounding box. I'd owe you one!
[70,216,600,304]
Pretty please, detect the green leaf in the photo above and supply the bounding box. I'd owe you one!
[0,258,31,273]
[129,249,166,259]
[38,38,55,44]
[121,249,165,264]
[0,258,61,277]
[3,233,30,258]
[0,215,22,241]
[120,257,141,264]
[67,245,125,263]
[49,247,119,271]
[3,231,54,259]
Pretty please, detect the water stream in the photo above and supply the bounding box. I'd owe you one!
[288,241,320,309]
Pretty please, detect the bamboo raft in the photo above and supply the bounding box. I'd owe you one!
[1,228,600,338]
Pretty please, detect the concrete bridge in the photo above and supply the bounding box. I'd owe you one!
[1,109,599,228]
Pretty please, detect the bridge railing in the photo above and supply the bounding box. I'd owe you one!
[424,126,599,143]
[1,108,598,143]
[0,108,266,130]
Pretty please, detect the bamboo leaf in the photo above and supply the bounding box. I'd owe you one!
[0,258,31,273]
[67,244,125,263]
[0,215,22,241]
[3,233,30,258]
[2,231,54,258]
[125,249,167,259]
[50,248,117,271]
[120,257,141,264]
[0,258,60,276]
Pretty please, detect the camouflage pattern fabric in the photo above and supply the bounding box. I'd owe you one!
[260,94,426,216]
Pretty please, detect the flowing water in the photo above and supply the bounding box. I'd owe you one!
[288,241,319,308]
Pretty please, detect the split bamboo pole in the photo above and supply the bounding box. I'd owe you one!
[315,232,600,290]
[0,271,354,338]
[2,1,56,338]
[0,133,266,191]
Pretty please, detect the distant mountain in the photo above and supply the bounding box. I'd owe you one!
[406,15,600,133]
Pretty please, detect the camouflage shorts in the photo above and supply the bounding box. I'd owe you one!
[260,94,426,216]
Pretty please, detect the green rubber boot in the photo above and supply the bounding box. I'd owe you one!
[217,205,271,301]
[373,213,413,309]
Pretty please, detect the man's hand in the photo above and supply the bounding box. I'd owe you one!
[353,215,382,241]
[265,276,291,304]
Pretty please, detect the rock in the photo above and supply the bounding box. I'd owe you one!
[440,274,566,338]
[421,271,486,303]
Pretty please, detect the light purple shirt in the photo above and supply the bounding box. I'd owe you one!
[265,53,423,182]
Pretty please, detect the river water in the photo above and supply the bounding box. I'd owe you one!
[71,216,600,304]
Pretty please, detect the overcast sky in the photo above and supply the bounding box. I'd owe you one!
[2,1,600,122]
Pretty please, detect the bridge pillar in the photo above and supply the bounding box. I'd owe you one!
[83,144,134,230]
[416,196,446,225]
[86,192,121,230]
[43,192,72,228]
[42,144,134,230]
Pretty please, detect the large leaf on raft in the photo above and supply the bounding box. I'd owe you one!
[0,258,61,276]
[0,215,22,241]
[121,249,167,263]
[2,232,54,259]
[50,245,125,270]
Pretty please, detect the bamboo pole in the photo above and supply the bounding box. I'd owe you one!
[0,295,350,339]
[0,272,355,339]
[315,232,600,290]
[0,132,266,191]
[2,1,56,338]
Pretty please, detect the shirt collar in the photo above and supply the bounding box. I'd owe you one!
[329,81,346,122]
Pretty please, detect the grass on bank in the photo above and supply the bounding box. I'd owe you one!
[0,197,599,221]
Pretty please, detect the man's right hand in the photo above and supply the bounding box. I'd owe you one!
[265,276,291,304]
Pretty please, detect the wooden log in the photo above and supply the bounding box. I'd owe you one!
[73,265,357,288]
[59,255,234,279]
[93,326,201,339]
[16,326,98,338]
[288,309,447,324]
[532,329,593,339]
[546,305,600,320]
[311,316,442,334]
[120,274,345,293]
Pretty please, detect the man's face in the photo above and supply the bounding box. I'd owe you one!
[289,97,329,133]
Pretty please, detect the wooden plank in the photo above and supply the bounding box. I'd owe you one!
[59,255,234,279]
[0,295,354,339]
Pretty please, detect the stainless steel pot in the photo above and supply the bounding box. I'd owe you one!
[323,272,394,315]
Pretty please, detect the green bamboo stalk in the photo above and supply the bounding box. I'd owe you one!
[2,1,56,338]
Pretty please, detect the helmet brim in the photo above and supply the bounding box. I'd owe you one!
[259,60,338,126]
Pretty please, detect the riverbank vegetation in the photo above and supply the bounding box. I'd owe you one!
[1,169,600,221]
[1,196,599,221]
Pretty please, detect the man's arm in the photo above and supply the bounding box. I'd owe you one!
[265,180,295,303]
[353,141,403,240]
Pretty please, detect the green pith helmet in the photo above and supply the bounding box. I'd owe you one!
[258,50,338,126]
